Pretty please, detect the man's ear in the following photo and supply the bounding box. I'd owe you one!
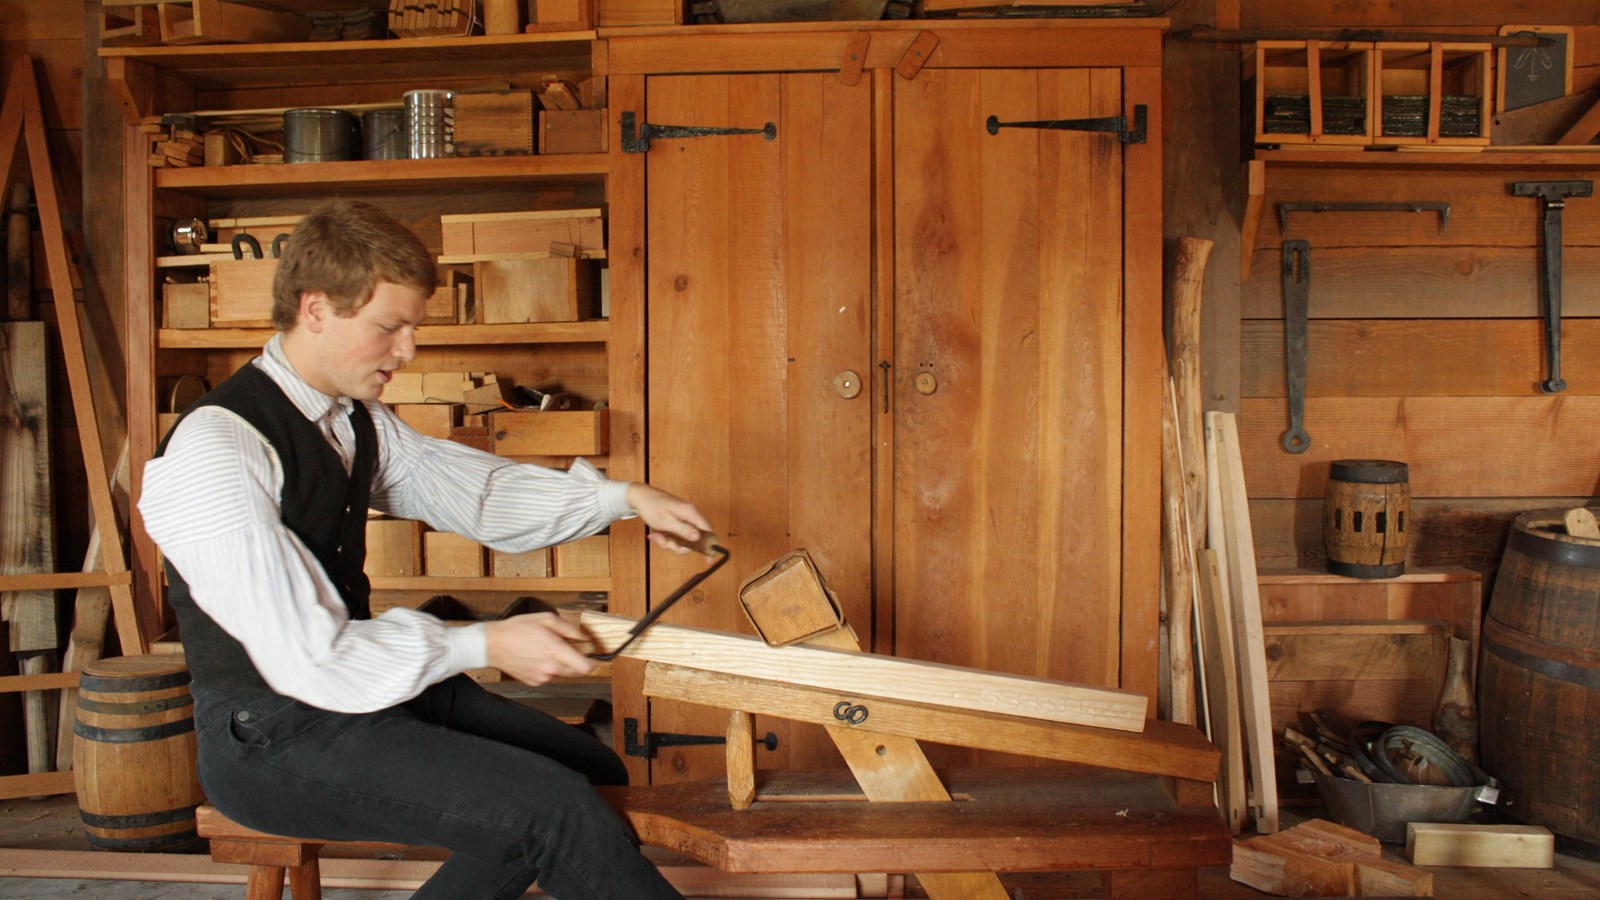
[299,291,331,333]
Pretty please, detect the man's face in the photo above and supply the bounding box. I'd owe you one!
[300,280,428,401]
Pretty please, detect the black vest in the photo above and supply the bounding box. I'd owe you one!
[157,362,378,694]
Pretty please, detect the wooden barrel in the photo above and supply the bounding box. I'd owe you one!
[1322,459,1410,578]
[72,655,206,852]
[1479,508,1600,843]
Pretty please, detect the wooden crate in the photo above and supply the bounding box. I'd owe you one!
[528,0,595,32]
[1256,567,1482,670]
[439,209,605,259]
[1249,40,1374,146]
[492,546,552,578]
[539,109,608,155]
[1373,42,1493,146]
[162,281,210,329]
[208,258,277,328]
[489,408,608,456]
[596,0,680,26]
[554,534,609,577]
[158,0,310,44]
[365,518,423,577]
[424,531,486,577]
[454,90,535,156]
[478,258,599,323]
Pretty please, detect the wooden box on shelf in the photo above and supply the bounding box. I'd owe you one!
[439,209,605,259]
[528,0,595,32]
[554,534,609,578]
[539,109,608,155]
[478,258,599,323]
[158,0,311,45]
[394,402,463,440]
[209,258,277,328]
[162,281,210,329]
[1248,40,1374,146]
[1373,42,1493,146]
[366,518,423,577]
[597,0,679,26]
[492,547,552,578]
[454,91,535,156]
[424,531,486,578]
[489,408,608,457]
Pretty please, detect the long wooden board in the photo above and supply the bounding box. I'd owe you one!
[643,662,1218,782]
[581,612,1148,733]
[1237,396,1600,499]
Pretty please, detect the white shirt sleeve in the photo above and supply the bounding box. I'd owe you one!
[139,406,488,713]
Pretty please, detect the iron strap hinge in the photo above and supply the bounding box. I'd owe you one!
[985,104,1148,144]
[621,111,778,154]
[623,718,779,759]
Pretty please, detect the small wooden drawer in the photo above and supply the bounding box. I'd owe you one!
[365,518,423,577]
[554,535,610,578]
[1374,42,1493,146]
[490,408,608,457]
[424,531,486,578]
[1249,41,1375,146]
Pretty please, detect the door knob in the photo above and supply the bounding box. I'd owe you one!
[915,372,937,395]
[833,370,862,399]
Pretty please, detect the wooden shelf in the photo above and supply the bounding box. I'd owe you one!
[99,33,598,90]
[368,576,610,592]
[154,155,610,195]
[159,321,611,349]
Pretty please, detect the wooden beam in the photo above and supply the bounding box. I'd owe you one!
[0,770,74,801]
[581,612,1148,733]
[1405,823,1555,868]
[645,662,1218,782]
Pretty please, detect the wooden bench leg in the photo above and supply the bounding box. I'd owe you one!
[1105,867,1198,900]
[245,864,286,900]
[287,856,322,900]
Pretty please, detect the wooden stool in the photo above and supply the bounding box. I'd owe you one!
[197,804,406,900]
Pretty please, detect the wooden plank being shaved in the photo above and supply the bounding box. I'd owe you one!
[1405,823,1554,869]
[644,662,1218,783]
[582,612,1148,733]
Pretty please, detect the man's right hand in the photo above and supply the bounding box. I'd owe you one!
[484,613,597,686]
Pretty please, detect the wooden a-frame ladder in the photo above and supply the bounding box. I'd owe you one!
[0,55,147,801]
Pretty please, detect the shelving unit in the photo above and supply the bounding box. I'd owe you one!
[105,32,640,627]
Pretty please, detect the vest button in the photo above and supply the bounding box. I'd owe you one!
[236,711,251,722]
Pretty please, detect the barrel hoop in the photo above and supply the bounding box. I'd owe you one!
[74,716,195,743]
[76,693,194,716]
[79,803,200,830]
[1326,560,1405,579]
[79,669,191,693]
[1484,620,1600,690]
[1507,525,1600,569]
[1329,459,1409,483]
[86,830,203,852]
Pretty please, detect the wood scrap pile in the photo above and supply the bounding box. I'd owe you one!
[142,119,205,168]
[140,116,283,168]
[1280,712,1482,790]
[1232,819,1433,897]
[389,0,478,37]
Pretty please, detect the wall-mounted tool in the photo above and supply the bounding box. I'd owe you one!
[1278,201,1451,234]
[1511,180,1592,394]
[1280,240,1312,454]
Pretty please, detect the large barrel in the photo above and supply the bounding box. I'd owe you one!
[1323,459,1410,578]
[1479,508,1600,843]
[72,655,206,851]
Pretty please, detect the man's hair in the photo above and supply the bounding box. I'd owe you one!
[271,199,438,330]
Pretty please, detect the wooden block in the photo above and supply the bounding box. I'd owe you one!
[597,0,679,26]
[421,372,475,404]
[384,371,426,404]
[737,551,844,646]
[158,0,311,44]
[539,110,608,155]
[528,0,594,32]
[554,534,609,578]
[438,209,605,259]
[478,258,598,324]
[208,258,277,328]
[393,403,462,440]
[1405,823,1554,868]
[162,281,210,328]
[490,409,607,457]
[423,531,485,578]
[202,132,241,167]
[364,518,422,578]
[491,547,551,578]
[454,91,535,156]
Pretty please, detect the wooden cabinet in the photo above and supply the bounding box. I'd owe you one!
[608,21,1165,782]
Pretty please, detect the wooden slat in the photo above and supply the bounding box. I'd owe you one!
[1196,547,1248,834]
[1,322,55,655]
[0,571,133,591]
[1405,823,1556,868]
[643,662,1219,782]
[1237,396,1600,498]
[1263,620,1446,681]
[0,770,74,801]
[582,612,1149,733]
[0,671,80,692]
[1242,318,1600,397]
[1241,3,1600,28]
[1241,246,1600,318]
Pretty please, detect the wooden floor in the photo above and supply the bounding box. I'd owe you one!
[3,794,1600,898]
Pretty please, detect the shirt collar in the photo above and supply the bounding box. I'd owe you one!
[259,333,354,422]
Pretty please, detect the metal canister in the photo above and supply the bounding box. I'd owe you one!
[404,89,456,159]
[361,108,407,160]
[283,108,360,163]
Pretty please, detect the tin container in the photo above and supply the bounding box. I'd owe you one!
[361,108,406,160]
[404,89,456,159]
[283,108,360,163]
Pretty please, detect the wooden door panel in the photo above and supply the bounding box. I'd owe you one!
[892,68,1126,764]
[645,73,874,781]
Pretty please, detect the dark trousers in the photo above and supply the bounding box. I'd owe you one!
[192,675,683,900]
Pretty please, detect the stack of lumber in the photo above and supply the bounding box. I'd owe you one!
[142,119,205,168]
[1232,819,1433,897]
[389,0,477,37]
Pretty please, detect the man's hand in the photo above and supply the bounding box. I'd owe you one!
[625,482,716,556]
[484,613,596,685]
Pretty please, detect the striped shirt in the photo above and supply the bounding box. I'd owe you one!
[138,335,632,712]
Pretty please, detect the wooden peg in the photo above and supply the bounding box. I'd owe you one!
[726,710,756,810]
[840,32,871,86]
[895,31,939,80]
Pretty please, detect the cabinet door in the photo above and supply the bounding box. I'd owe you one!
[644,73,875,781]
[892,68,1127,765]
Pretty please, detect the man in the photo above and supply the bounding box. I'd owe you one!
[140,199,698,899]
